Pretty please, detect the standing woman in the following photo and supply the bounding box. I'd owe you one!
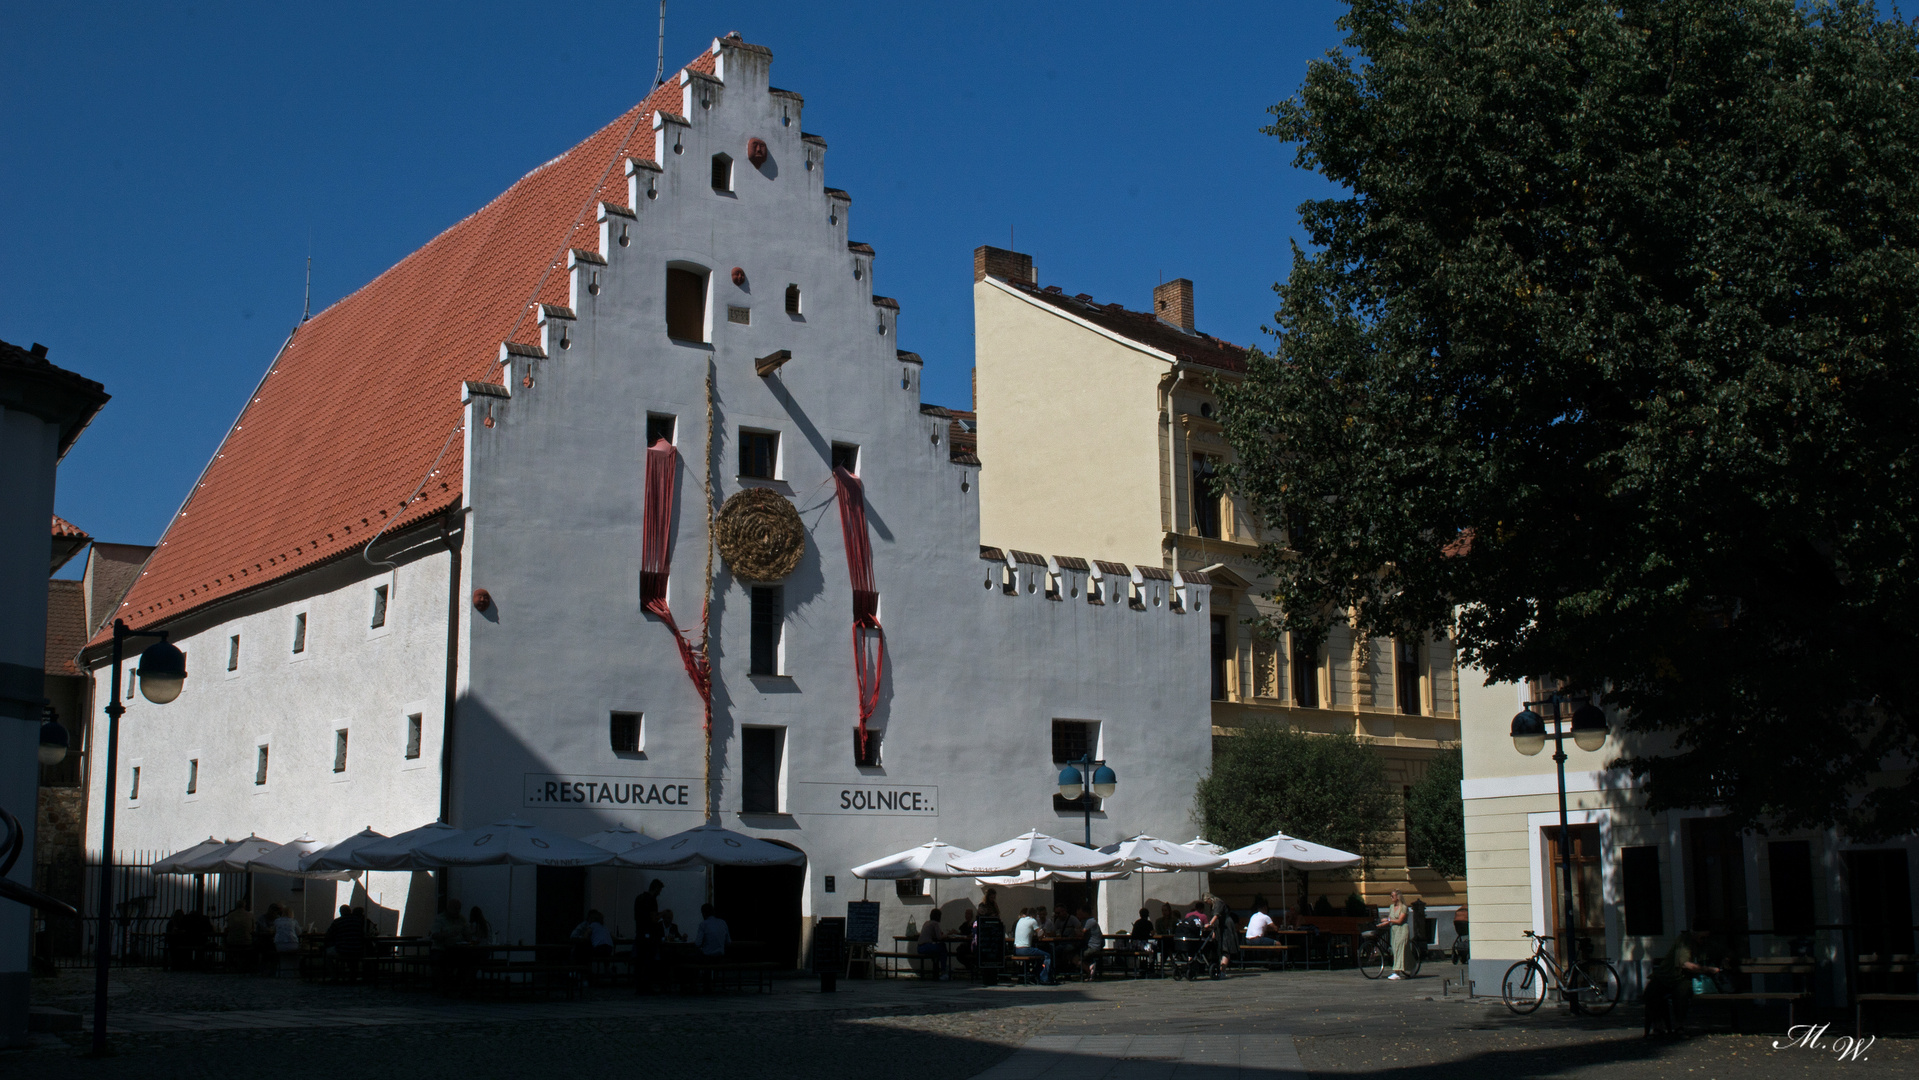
[1205,894,1238,979]
[1384,888,1411,980]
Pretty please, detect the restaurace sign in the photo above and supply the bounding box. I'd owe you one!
[523,773,699,808]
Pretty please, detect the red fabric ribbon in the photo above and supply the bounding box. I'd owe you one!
[643,441,712,733]
[834,467,886,758]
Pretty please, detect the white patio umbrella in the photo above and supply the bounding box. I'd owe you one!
[975,869,1131,886]
[300,827,389,872]
[246,835,352,879]
[1101,835,1228,873]
[150,838,227,874]
[851,839,977,880]
[619,824,806,870]
[946,831,1119,876]
[413,819,616,944]
[1220,833,1363,920]
[1183,837,1227,857]
[347,822,463,871]
[211,836,283,873]
[578,824,654,857]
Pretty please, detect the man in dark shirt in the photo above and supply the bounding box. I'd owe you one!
[633,879,665,994]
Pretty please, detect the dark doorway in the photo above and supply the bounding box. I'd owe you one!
[536,866,587,946]
[714,855,805,968]
[1844,848,1915,993]
[1686,817,1749,941]
[1053,879,1095,917]
[1547,824,1604,955]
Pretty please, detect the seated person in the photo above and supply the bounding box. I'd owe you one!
[323,904,368,959]
[692,904,730,957]
[1131,907,1155,942]
[1644,929,1721,1036]
[659,909,682,942]
[1078,906,1106,979]
[570,909,615,958]
[954,908,978,970]
[1244,901,1280,946]
[466,906,491,944]
[916,908,952,979]
[1011,908,1055,985]
[430,899,470,949]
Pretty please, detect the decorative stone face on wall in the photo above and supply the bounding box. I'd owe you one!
[715,488,805,581]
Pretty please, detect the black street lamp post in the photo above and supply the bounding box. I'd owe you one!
[1056,755,1118,886]
[90,620,187,1055]
[1510,695,1608,1012]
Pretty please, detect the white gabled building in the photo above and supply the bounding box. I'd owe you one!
[79,34,1215,962]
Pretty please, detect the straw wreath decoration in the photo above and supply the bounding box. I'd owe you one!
[714,487,805,581]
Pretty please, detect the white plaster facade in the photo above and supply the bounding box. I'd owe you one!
[82,37,1216,959]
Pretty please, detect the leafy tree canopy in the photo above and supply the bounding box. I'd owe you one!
[1227,0,1919,839]
[1196,724,1395,857]
[1407,748,1467,878]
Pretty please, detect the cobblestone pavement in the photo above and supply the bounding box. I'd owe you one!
[9,965,1912,1078]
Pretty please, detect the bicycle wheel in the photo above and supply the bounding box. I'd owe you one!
[1359,940,1389,979]
[1570,959,1621,1015]
[1502,960,1548,1014]
[1406,944,1423,978]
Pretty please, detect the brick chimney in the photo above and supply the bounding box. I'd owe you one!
[1154,278,1195,331]
[975,246,1035,284]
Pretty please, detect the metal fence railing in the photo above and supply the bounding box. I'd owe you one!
[35,851,248,968]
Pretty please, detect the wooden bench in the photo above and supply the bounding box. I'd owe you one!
[1237,944,1290,970]
[871,950,925,978]
[1854,955,1917,1038]
[1696,957,1814,1028]
[681,960,775,993]
[474,960,587,1000]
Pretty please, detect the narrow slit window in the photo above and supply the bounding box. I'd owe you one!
[186,759,198,795]
[291,612,307,654]
[1192,454,1224,539]
[227,635,240,672]
[129,766,140,801]
[405,714,423,760]
[1397,636,1424,715]
[370,585,389,629]
[750,586,784,675]
[255,745,270,786]
[739,429,780,479]
[741,726,783,813]
[333,729,349,773]
[785,283,802,315]
[610,711,642,753]
[666,267,707,342]
[1292,635,1320,709]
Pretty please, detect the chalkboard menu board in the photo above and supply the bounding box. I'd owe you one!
[975,915,1006,970]
[812,917,847,976]
[845,901,881,945]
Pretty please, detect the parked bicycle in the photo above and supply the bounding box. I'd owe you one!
[1358,928,1423,979]
[1501,930,1621,1015]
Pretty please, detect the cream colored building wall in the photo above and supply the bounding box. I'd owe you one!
[974,280,1168,564]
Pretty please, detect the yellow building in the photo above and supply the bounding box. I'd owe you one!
[970,246,1465,912]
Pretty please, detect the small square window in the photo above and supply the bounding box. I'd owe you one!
[227,635,240,671]
[750,586,783,675]
[370,585,389,629]
[611,712,643,754]
[292,612,307,654]
[186,759,198,795]
[740,430,779,480]
[405,714,423,760]
[896,878,929,899]
[854,727,882,767]
[711,153,733,191]
[333,729,349,773]
[647,414,677,447]
[255,745,270,786]
[785,284,802,315]
[128,766,140,801]
[831,442,859,475]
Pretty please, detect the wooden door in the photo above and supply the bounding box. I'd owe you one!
[1547,824,1604,957]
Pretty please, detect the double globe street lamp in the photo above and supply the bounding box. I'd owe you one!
[1511,695,1609,1011]
[1057,756,1118,888]
[91,620,188,1054]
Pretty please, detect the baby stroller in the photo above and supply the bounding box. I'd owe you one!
[1168,917,1211,981]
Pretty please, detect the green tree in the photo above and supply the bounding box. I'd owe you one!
[1406,748,1466,878]
[1227,0,1919,839]
[1196,724,1395,858]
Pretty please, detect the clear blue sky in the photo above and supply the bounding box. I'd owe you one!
[3,1,1347,558]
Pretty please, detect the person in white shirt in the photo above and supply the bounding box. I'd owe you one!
[1244,902,1280,946]
[1012,907,1055,985]
[570,909,614,957]
[692,903,731,957]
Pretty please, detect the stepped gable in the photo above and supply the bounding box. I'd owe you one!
[94,45,727,643]
[995,277,1247,373]
[917,403,977,465]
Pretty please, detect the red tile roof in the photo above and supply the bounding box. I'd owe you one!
[51,514,88,539]
[93,47,722,644]
[991,277,1248,373]
[46,579,87,677]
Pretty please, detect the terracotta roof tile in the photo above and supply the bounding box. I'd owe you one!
[992,278,1248,373]
[1136,566,1173,581]
[1008,549,1047,566]
[979,546,1005,562]
[93,46,722,643]
[1054,556,1089,572]
[51,514,89,539]
[1093,560,1132,576]
[46,579,87,677]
